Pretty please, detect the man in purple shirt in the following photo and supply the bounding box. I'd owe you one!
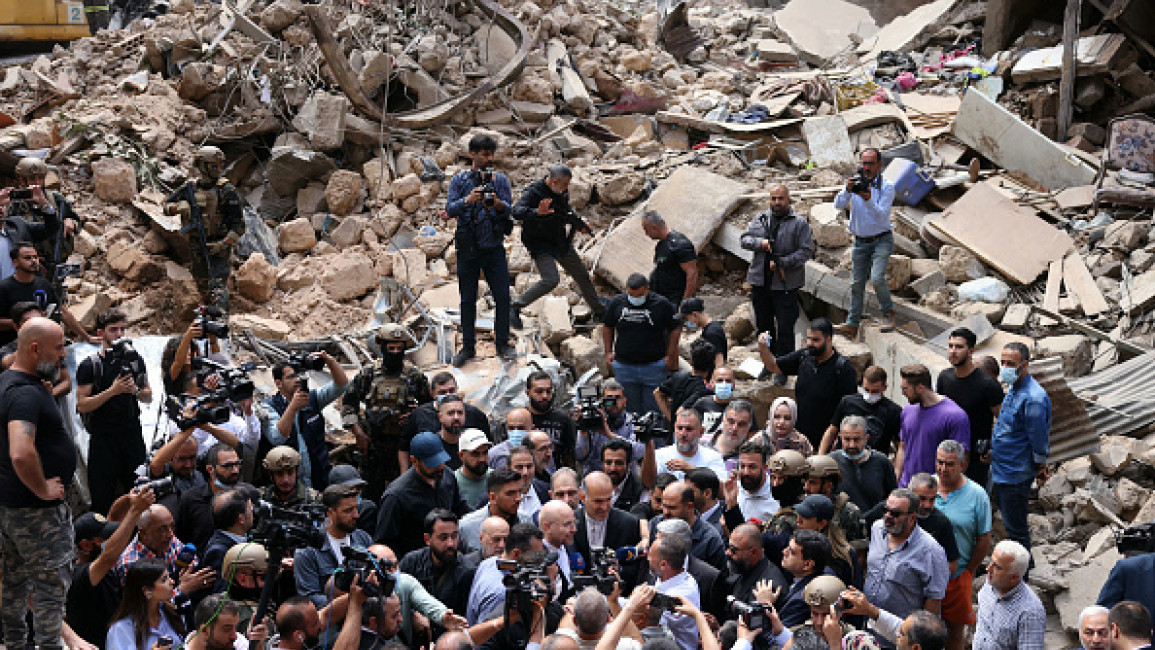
[894,364,969,487]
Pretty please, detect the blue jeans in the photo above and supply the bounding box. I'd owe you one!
[993,477,1033,552]
[457,247,511,349]
[848,231,895,325]
[612,359,666,415]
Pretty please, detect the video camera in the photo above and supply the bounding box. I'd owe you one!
[1116,522,1155,555]
[633,411,669,443]
[195,305,229,339]
[848,167,872,194]
[576,385,610,432]
[286,351,325,392]
[134,475,176,500]
[475,168,497,208]
[9,188,33,201]
[727,596,772,630]
[500,551,557,617]
[250,500,327,551]
[333,547,396,598]
[108,337,147,383]
[573,547,619,596]
[164,393,232,429]
[191,356,257,401]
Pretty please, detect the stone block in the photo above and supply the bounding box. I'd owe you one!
[1038,472,1072,510]
[1062,457,1095,487]
[1131,492,1155,525]
[1114,477,1148,518]
[1054,547,1121,634]
[292,92,349,150]
[106,240,161,283]
[910,269,946,297]
[321,251,378,301]
[950,301,1005,325]
[229,314,291,340]
[265,148,337,198]
[358,51,393,91]
[1091,436,1134,476]
[560,333,606,376]
[277,257,317,291]
[92,157,138,203]
[1036,335,1095,377]
[620,48,652,71]
[885,254,911,291]
[325,170,363,216]
[330,215,365,248]
[391,248,428,286]
[71,292,113,330]
[1001,303,1032,330]
[1102,220,1148,251]
[235,252,277,303]
[596,172,646,206]
[297,182,327,216]
[362,158,393,202]
[277,217,317,254]
[910,259,941,279]
[539,295,574,345]
[75,230,98,258]
[392,173,422,202]
[724,302,756,344]
[260,0,302,32]
[939,245,985,282]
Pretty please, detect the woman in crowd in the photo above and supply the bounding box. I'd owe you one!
[766,397,814,457]
[107,559,187,650]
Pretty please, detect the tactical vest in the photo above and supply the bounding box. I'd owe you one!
[363,362,414,433]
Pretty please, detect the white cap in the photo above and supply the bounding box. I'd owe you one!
[459,428,492,452]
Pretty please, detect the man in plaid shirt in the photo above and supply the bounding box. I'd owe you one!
[114,504,214,596]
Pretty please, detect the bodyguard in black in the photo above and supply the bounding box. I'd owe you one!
[936,327,1003,488]
[602,273,681,415]
[641,210,698,307]
[820,365,903,455]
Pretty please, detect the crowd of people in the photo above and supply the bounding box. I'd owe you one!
[2,136,1155,650]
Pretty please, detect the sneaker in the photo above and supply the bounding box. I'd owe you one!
[510,306,524,330]
[757,369,772,381]
[498,345,517,361]
[452,347,475,367]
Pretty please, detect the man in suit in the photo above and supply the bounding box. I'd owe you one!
[724,523,788,608]
[602,439,647,513]
[1108,601,1153,650]
[575,472,643,590]
[1100,553,1155,647]
[539,500,577,601]
[202,489,253,589]
[687,468,724,536]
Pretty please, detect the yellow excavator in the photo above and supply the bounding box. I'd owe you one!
[0,0,93,43]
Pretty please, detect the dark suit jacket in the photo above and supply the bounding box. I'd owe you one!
[614,472,646,513]
[702,504,724,537]
[201,530,237,578]
[688,556,725,619]
[1098,553,1155,645]
[574,506,643,589]
[175,482,214,558]
[725,557,789,609]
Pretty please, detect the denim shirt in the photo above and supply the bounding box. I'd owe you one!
[260,381,346,488]
[990,374,1051,485]
[445,169,513,257]
[834,175,895,238]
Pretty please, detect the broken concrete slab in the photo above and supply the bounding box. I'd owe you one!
[952,89,1097,191]
[1122,268,1155,315]
[801,116,856,169]
[773,0,878,67]
[539,295,574,345]
[1054,547,1121,634]
[1001,303,1032,330]
[910,269,946,297]
[292,91,349,150]
[1011,33,1128,83]
[755,39,797,63]
[929,183,1075,285]
[857,0,962,63]
[597,166,748,290]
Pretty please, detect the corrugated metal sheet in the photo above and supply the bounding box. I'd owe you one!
[1029,356,1100,463]
[1067,351,1155,440]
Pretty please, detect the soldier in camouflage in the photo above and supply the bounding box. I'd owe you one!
[165,146,244,312]
[341,324,432,501]
[260,446,321,508]
[220,542,274,636]
[802,454,865,547]
[761,449,808,536]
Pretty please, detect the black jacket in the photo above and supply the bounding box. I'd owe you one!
[175,482,214,559]
[725,556,789,611]
[614,472,646,514]
[375,468,470,559]
[574,506,643,590]
[511,178,586,256]
[398,546,476,622]
[3,211,58,245]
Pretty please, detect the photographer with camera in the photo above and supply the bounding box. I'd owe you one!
[509,164,603,329]
[0,242,92,347]
[77,308,153,515]
[333,573,403,650]
[262,351,348,490]
[1,158,78,277]
[575,381,656,484]
[833,148,897,337]
[295,485,373,609]
[444,134,514,367]
[467,522,546,625]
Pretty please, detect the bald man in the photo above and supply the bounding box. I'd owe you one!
[0,317,74,647]
[739,185,814,366]
[489,408,534,469]
[539,500,577,598]
[576,472,643,589]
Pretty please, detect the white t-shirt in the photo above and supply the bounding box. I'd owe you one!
[328,533,350,565]
[654,444,727,480]
[169,411,256,457]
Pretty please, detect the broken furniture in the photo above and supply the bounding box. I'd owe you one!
[1090,114,1155,215]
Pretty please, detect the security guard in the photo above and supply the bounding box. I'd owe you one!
[8,157,81,282]
[762,449,808,536]
[341,324,432,500]
[164,146,244,312]
[802,455,865,546]
[220,543,273,635]
[260,446,321,508]
[796,575,855,637]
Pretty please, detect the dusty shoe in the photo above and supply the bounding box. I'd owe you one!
[879,311,897,332]
[498,345,517,361]
[834,322,859,338]
[452,347,475,367]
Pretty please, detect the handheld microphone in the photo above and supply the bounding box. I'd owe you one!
[615,546,646,563]
[175,543,197,569]
[568,551,587,574]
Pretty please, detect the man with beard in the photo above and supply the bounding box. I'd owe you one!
[275,597,325,650]
[654,408,726,480]
[216,543,270,632]
[400,372,491,473]
[740,185,814,361]
[527,430,556,484]
[819,365,903,456]
[601,439,647,513]
[650,480,726,571]
[525,371,577,470]
[510,444,549,519]
[260,446,321,509]
[693,367,756,441]
[893,364,969,488]
[758,318,858,450]
[147,429,205,517]
[176,443,242,555]
[574,472,643,591]
[721,440,780,528]
[575,380,652,478]
[777,529,832,628]
[185,596,254,650]
[428,395,469,471]
[830,415,897,512]
[935,328,1003,489]
[458,469,530,552]
[655,339,716,425]
[0,243,89,347]
[375,433,469,559]
[454,429,492,509]
[399,509,475,631]
[724,523,787,607]
[202,489,256,588]
[332,577,403,650]
[296,485,373,608]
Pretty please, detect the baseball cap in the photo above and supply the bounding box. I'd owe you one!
[75,512,118,542]
[411,432,451,468]
[329,464,367,488]
[679,297,705,316]
[795,494,835,522]
[460,428,492,452]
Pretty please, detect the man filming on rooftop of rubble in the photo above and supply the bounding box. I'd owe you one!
[0,158,81,284]
[509,164,604,330]
[0,160,64,284]
[834,147,897,338]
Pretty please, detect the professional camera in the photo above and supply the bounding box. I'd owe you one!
[848,167,872,194]
[1115,522,1155,555]
[195,305,229,339]
[573,547,619,596]
[164,393,232,429]
[134,475,176,500]
[107,337,147,382]
[333,546,396,598]
[500,551,557,613]
[191,356,257,401]
[250,500,327,551]
[287,350,326,373]
[633,411,669,443]
[727,596,772,630]
[575,385,605,431]
[476,168,497,209]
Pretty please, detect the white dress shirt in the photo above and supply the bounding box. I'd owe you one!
[654,570,700,650]
[585,513,608,549]
[519,485,543,519]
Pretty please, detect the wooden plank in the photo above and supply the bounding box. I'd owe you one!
[1056,0,1080,142]
[1042,259,1063,326]
[928,182,1075,284]
[1062,253,1109,316]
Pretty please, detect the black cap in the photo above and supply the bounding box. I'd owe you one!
[679,297,705,316]
[74,512,118,543]
[795,494,835,522]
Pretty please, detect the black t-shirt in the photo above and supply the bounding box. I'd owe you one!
[0,369,75,507]
[936,368,1003,445]
[534,408,576,465]
[660,372,711,415]
[701,320,728,361]
[66,562,121,649]
[603,293,679,364]
[776,350,858,448]
[0,274,57,346]
[76,351,145,432]
[443,436,461,470]
[650,231,697,305]
[401,402,492,451]
[693,396,760,438]
[828,393,903,455]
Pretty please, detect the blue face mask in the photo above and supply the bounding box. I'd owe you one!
[714,381,733,400]
[508,429,527,448]
[999,365,1019,385]
[684,321,699,331]
[843,448,868,461]
[627,294,646,307]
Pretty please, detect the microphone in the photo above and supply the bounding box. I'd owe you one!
[569,551,587,574]
[615,546,646,563]
[175,543,197,569]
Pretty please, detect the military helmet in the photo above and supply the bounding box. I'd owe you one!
[805,454,841,479]
[222,542,268,577]
[802,575,846,608]
[14,158,48,178]
[768,449,808,477]
[376,323,409,345]
[263,445,301,470]
[195,146,226,165]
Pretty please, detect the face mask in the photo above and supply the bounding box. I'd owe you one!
[683,321,699,331]
[861,390,882,404]
[843,448,868,461]
[627,294,646,307]
[999,366,1019,385]
[714,381,733,400]
[213,478,230,490]
[382,351,404,373]
[507,429,527,447]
